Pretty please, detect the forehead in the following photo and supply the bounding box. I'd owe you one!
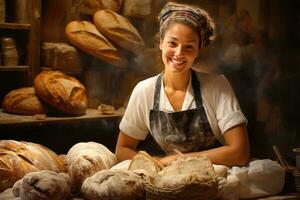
[163,23,199,42]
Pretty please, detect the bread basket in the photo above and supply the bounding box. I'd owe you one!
[144,175,218,200]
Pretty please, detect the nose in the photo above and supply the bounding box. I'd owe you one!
[174,45,183,56]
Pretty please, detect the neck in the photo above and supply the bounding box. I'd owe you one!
[163,70,191,91]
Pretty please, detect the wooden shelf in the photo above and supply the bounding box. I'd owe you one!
[0,66,29,71]
[0,22,31,30]
[0,108,124,126]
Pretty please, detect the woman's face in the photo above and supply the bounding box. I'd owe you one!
[160,23,200,74]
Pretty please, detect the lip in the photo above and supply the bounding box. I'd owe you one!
[169,58,186,66]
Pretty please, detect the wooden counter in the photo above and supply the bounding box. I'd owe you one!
[0,108,124,154]
[0,108,124,126]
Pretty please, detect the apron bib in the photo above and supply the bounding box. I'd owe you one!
[138,70,218,155]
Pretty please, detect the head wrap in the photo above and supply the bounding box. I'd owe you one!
[159,2,215,48]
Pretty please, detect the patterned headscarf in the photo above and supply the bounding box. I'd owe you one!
[159,2,215,48]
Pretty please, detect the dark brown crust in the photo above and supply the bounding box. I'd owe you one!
[34,70,87,116]
[2,87,46,115]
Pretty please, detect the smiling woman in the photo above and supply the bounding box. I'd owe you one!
[115,2,250,168]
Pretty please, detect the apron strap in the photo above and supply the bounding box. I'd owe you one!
[152,70,203,110]
[153,73,162,110]
[191,70,203,108]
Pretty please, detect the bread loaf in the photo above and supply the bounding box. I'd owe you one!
[41,42,83,73]
[93,10,144,55]
[65,20,127,67]
[0,140,65,192]
[129,151,162,176]
[12,170,71,200]
[2,87,46,115]
[82,0,123,13]
[33,70,88,116]
[81,169,144,200]
[67,142,117,191]
[123,0,151,19]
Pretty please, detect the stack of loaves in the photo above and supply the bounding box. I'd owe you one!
[0,141,118,199]
[65,2,145,68]
[2,70,88,116]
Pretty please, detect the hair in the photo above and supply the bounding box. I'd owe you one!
[158,2,216,48]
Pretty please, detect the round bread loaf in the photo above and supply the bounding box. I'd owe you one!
[0,140,66,193]
[12,170,71,200]
[34,70,87,116]
[65,20,127,67]
[2,87,46,115]
[81,169,144,200]
[83,0,123,13]
[93,10,144,55]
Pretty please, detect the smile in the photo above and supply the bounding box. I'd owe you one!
[170,58,186,65]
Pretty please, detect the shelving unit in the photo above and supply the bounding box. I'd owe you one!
[0,0,41,101]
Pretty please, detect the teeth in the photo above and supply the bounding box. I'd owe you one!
[171,58,184,64]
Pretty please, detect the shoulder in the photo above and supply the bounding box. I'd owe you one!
[194,71,230,90]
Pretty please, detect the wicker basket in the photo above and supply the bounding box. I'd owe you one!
[143,175,218,200]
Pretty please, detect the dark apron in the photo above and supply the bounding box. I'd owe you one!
[137,70,219,155]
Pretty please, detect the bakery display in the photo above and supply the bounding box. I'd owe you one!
[2,87,46,115]
[123,0,151,19]
[65,20,127,67]
[82,0,123,13]
[33,70,88,116]
[93,9,144,55]
[0,140,65,192]
[67,142,117,191]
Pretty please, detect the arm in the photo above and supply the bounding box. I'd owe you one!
[115,131,139,162]
[158,123,250,167]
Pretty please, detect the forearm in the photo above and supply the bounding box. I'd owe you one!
[115,146,138,162]
[159,145,249,167]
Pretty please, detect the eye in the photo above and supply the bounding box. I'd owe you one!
[167,41,176,47]
[185,45,195,51]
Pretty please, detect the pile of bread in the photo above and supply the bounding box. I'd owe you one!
[2,70,88,116]
[65,0,149,68]
[0,141,218,200]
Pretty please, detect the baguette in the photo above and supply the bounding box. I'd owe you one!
[65,20,127,67]
[93,10,144,55]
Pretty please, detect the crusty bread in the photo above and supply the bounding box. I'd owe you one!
[65,20,127,67]
[33,70,88,116]
[12,170,71,200]
[67,142,117,191]
[0,140,66,192]
[123,0,151,19]
[81,169,144,200]
[93,10,144,55]
[2,87,46,115]
[82,0,123,13]
[129,151,162,176]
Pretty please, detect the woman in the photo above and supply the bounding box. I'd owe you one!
[115,2,250,167]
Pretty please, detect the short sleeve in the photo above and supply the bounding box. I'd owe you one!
[213,75,248,133]
[119,81,150,140]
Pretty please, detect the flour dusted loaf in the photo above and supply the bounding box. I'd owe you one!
[82,0,123,13]
[67,142,117,191]
[65,20,127,67]
[2,87,46,115]
[12,170,71,200]
[81,169,144,200]
[93,10,144,55]
[33,70,87,116]
[129,151,161,176]
[0,140,65,192]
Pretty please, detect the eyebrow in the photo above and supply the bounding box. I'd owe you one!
[168,36,196,43]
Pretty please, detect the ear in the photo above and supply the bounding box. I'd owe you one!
[159,40,163,50]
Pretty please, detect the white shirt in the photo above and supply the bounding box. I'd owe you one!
[119,72,247,145]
